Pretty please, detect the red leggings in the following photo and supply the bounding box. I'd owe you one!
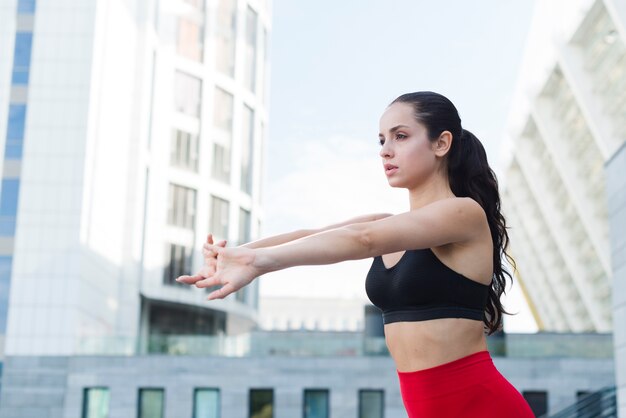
[397,350,535,418]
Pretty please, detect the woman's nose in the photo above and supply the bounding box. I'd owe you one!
[379,142,392,158]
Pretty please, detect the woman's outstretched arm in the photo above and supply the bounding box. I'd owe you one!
[239,213,393,249]
[177,198,486,300]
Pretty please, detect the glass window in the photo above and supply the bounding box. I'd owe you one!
[0,256,12,333]
[177,18,204,62]
[249,389,273,418]
[359,390,384,418]
[522,391,547,417]
[0,180,19,236]
[82,388,110,418]
[170,129,199,172]
[7,105,26,140]
[163,243,193,285]
[193,388,220,418]
[12,33,32,84]
[5,105,26,159]
[240,105,254,193]
[215,0,237,77]
[303,389,329,418]
[138,388,164,418]
[244,7,258,92]
[209,195,229,241]
[167,183,196,229]
[212,88,234,183]
[238,208,251,245]
[235,208,252,302]
[174,71,202,117]
[17,0,36,14]
[213,88,234,132]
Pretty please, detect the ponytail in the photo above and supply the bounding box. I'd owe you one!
[448,129,513,335]
[391,92,513,334]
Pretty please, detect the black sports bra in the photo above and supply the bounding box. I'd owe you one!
[365,248,490,324]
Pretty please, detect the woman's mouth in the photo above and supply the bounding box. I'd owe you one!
[384,164,398,176]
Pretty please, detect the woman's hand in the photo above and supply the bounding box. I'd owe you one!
[174,233,225,289]
[176,235,260,300]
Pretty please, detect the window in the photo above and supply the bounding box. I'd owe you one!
[244,7,258,91]
[82,388,110,418]
[177,18,204,62]
[238,208,251,245]
[303,389,329,418]
[250,389,273,418]
[240,105,254,193]
[5,105,26,159]
[174,71,202,117]
[235,208,252,302]
[163,243,193,285]
[522,390,547,417]
[212,88,233,183]
[170,129,199,171]
[193,388,220,418]
[12,33,32,84]
[17,0,36,14]
[359,390,384,418]
[0,256,13,333]
[167,183,197,229]
[215,0,237,76]
[0,180,20,236]
[209,196,229,241]
[138,388,164,418]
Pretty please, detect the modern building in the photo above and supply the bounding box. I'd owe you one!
[0,327,617,417]
[500,0,626,414]
[259,296,367,332]
[0,0,270,364]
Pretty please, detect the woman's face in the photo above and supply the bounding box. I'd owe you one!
[378,102,441,189]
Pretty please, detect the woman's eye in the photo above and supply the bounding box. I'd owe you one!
[395,133,407,140]
[378,138,385,146]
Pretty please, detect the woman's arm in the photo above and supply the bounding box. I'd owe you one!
[181,197,487,299]
[239,213,393,249]
[252,198,486,273]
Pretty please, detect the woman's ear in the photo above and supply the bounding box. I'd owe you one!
[434,131,453,157]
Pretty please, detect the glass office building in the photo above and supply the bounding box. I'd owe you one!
[0,0,270,363]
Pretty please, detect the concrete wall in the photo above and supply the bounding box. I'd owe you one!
[0,353,615,418]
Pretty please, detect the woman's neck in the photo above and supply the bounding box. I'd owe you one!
[408,174,455,210]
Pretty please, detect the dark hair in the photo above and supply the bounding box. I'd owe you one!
[390,91,513,335]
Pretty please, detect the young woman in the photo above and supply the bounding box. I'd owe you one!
[177,91,535,417]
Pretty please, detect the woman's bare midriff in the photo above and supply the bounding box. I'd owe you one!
[385,318,488,372]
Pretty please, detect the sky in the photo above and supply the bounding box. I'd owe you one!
[258,0,538,332]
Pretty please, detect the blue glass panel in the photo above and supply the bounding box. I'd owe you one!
[0,256,11,333]
[17,0,36,14]
[13,33,32,68]
[4,138,23,159]
[11,33,32,85]
[0,180,19,217]
[0,218,16,237]
[6,105,26,141]
[11,70,29,85]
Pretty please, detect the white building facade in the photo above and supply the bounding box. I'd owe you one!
[501,0,626,414]
[0,0,270,358]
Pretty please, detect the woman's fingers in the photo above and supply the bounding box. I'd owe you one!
[207,283,237,300]
[176,274,204,284]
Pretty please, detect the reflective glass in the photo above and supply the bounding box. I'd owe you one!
[82,388,109,418]
[304,390,329,418]
[139,389,164,418]
[194,389,220,418]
